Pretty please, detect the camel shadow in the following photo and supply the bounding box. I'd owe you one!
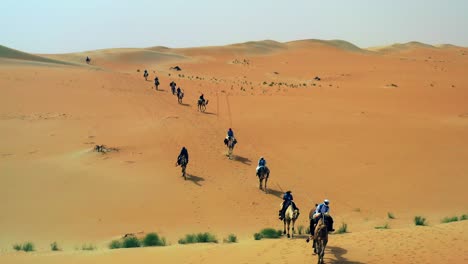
[179,103,191,107]
[201,111,217,115]
[266,188,283,199]
[232,155,251,165]
[325,246,365,264]
[186,174,205,186]
[155,88,166,92]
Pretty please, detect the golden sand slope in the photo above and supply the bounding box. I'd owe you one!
[1,40,467,263]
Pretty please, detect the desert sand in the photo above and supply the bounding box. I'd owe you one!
[1,40,467,263]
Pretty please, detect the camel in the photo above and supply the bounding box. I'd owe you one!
[198,99,209,112]
[225,137,236,159]
[257,166,269,193]
[176,156,188,180]
[177,91,184,104]
[283,203,299,238]
[314,215,328,264]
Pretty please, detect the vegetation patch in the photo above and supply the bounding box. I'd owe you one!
[223,234,237,243]
[414,216,427,226]
[374,223,389,229]
[50,241,61,251]
[13,242,35,252]
[335,223,348,234]
[122,236,141,248]
[81,244,96,250]
[387,212,395,219]
[142,233,166,247]
[178,232,218,244]
[441,216,459,223]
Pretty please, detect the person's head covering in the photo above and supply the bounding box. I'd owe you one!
[324,199,329,205]
[286,190,292,194]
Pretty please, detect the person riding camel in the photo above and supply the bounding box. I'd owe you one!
[154,77,160,89]
[312,199,334,233]
[279,190,299,220]
[143,69,149,80]
[199,94,205,104]
[224,128,237,146]
[177,87,182,97]
[170,81,176,94]
[227,128,234,139]
[177,146,189,166]
[256,156,266,172]
[85,56,91,64]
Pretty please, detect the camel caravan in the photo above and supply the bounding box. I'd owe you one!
[129,68,335,261]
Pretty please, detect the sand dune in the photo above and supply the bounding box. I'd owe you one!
[1,39,467,263]
[0,45,72,65]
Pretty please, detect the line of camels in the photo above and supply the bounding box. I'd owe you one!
[175,132,329,264]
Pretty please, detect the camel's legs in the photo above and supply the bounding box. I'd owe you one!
[264,177,268,193]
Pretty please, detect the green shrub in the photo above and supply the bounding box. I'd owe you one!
[259,228,282,239]
[22,242,35,252]
[253,233,263,240]
[441,216,458,223]
[374,223,389,229]
[143,233,166,247]
[297,225,304,235]
[81,244,96,250]
[178,232,217,244]
[335,223,348,234]
[13,244,22,251]
[122,236,141,248]
[50,241,61,251]
[460,214,468,221]
[196,232,218,243]
[223,234,237,243]
[387,212,395,219]
[109,240,122,249]
[414,216,427,226]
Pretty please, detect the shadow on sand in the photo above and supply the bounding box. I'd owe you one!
[266,188,283,199]
[179,103,191,107]
[232,155,251,165]
[186,174,205,186]
[200,111,217,115]
[325,246,365,264]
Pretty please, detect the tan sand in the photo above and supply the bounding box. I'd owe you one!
[1,40,467,263]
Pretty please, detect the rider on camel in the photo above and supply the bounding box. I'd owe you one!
[279,190,299,220]
[311,199,334,234]
[177,146,189,165]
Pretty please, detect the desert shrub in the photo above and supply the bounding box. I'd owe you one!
[297,225,304,235]
[122,236,141,248]
[374,223,389,229]
[81,244,96,250]
[335,223,348,234]
[109,240,122,249]
[253,233,263,240]
[223,234,237,243]
[414,216,427,226]
[21,242,35,252]
[259,228,282,239]
[178,232,217,244]
[460,214,467,221]
[387,212,395,219]
[196,232,218,243]
[143,233,166,247]
[13,244,22,251]
[50,241,61,251]
[441,216,458,223]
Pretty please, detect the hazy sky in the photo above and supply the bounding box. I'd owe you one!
[2,0,467,53]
